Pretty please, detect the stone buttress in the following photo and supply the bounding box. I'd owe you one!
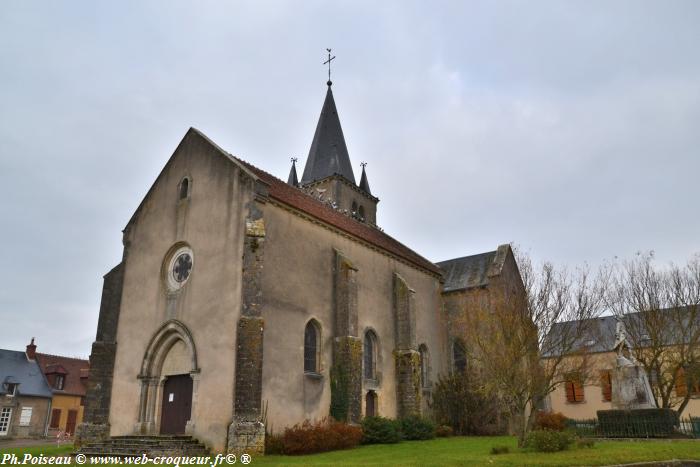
[393,273,421,418]
[75,262,124,447]
[227,181,268,455]
[330,250,362,423]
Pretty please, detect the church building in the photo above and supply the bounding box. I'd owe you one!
[76,78,524,454]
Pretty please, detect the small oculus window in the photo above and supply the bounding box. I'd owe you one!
[164,245,194,291]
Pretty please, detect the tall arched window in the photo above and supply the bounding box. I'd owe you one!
[179,177,190,200]
[453,340,467,374]
[304,320,321,373]
[364,330,378,380]
[419,344,430,388]
[358,205,365,221]
[351,201,358,215]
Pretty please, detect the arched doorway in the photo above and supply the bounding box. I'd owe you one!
[136,320,199,435]
[365,390,377,417]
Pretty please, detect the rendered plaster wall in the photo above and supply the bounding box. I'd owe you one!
[259,202,447,430]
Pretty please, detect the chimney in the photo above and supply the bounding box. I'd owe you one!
[26,337,36,360]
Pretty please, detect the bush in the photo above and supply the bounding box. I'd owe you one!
[490,445,510,455]
[264,433,284,455]
[399,415,436,440]
[534,411,568,432]
[361,416,402,444]
[524,429,575,452]
[280,418,363,455]
[435,425,454,437]
[431,372,506,435]
[597,408,679,438]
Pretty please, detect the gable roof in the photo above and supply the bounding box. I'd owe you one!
[301,85,356,185]
[543,306,700,357]
[36,353,89,396]
[0,349,53,398]
[123,128,440,276]
[436,245,513,292]
[236,157,442,276]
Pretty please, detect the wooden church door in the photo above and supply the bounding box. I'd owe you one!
[160,374,193,434]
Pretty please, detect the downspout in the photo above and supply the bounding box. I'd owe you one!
[44,398,52,437]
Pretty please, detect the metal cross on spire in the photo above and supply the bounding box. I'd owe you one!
[323,48,336,86]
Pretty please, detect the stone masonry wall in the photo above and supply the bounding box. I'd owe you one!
[393,273,421,418]
[330,250,362,423]
[75,262,124,447]
[228,203,266,455]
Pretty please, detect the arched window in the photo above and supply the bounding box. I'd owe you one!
[419,344,430,388]
[365,390,377,417]
[453,340,467,374]
[179,177,190,200]
[351,201,358,216]
[364,330,378,380]
[358,205,365,220]
[304,320,321,373]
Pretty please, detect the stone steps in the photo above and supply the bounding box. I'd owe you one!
[76,435,210,458]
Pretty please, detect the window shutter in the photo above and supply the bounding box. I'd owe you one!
[50,409,61,429]
[601,370,612,402]
[675,367,688,397]
[573,379,585,402]
[565,381,575,403]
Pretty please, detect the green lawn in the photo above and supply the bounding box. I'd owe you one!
[1,437,699,467]
[254,436,700,467]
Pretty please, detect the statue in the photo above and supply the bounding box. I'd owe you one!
[611,320,656,409]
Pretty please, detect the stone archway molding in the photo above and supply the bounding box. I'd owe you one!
[135,319,200,435]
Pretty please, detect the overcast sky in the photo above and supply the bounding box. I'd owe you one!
[1,1,699,357]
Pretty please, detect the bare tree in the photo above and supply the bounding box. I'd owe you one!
[459,249,607,446]
[607,252,700,414]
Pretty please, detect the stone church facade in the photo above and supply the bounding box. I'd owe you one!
[76,82,524,453]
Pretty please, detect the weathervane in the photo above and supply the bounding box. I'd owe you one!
[323,48,336,85]
[360,161,367,168]
[291,157,298,163]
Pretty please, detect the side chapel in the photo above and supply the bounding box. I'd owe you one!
[76,75,525,454]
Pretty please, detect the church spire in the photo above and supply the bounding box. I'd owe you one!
[359,162,371,195]
[287,157,299,187]
[301,52,356,185]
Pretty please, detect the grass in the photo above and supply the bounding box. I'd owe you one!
[1,437,699,466]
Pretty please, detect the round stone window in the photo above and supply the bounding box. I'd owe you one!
[165,245,194,291]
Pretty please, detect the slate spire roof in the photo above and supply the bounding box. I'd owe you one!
[301,83,356,185]
[359,164,372,195]
[287,159,299,187]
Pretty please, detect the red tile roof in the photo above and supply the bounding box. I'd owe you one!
[36,353,89,397]
[237,159,442,276]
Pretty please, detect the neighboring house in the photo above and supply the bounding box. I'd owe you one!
[0,339,53,438]
[37,351,89,436]
[544,312,700,419]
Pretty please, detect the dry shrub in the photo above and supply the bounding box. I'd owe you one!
[281,418,362,455]
[435,425,454,437]
[534,411,568,432]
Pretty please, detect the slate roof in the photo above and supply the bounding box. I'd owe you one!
[543,307,700,357]
[37,353,89,397]
[359,165,372,195]
[0,349,53,398]
[436,251,498,292]
[301,85,356,185]
[236,156,442,276]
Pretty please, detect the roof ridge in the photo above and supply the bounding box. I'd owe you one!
[235,157,441,275]
[435,250,497,265]
[36,352,89,362]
